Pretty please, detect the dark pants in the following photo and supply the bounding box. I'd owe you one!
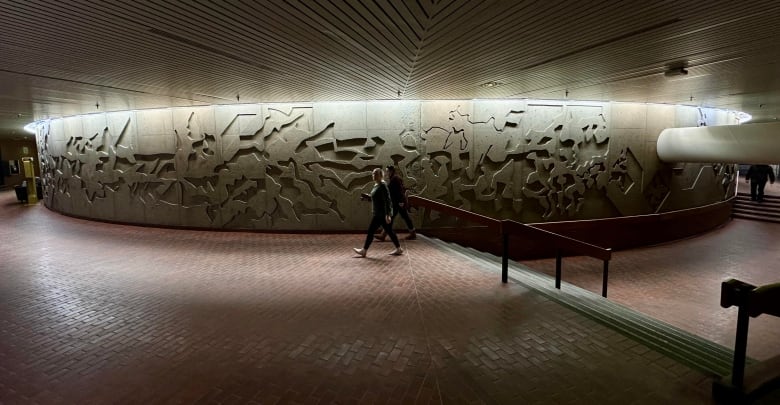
[391,204,415,230]
[364,215,400,250]
[751,181,767,201]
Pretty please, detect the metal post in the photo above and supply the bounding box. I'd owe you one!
[555,251,562,289]
[602,260,609,298]
[731,306,750,388]
[502,232,509,283]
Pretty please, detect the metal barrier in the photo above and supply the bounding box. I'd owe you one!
[500,220,612,297]
[409,195,612,297]
[713,279,780,404]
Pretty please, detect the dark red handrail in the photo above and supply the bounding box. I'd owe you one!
[409,195,612,297]
[408,195,501,230]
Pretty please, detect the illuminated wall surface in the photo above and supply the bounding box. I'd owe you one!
[33,100,738,230]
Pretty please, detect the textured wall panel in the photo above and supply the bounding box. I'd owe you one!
[611,103,647,130]
[34,100,739,230]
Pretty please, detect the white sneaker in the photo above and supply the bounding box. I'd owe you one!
[353,248,366,257]
[389,247,404,256]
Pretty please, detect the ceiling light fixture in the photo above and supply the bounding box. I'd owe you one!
[736,112,752,123]
[664,61,689,77]
[481,81,502,88]
[664,67,688,76]
[23,122,37,134]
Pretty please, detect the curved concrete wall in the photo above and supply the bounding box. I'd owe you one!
[33,100,739,231]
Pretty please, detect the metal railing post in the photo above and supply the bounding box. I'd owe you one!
[407,196,613,295]
[502,231,509,283]
[731,305,750,388]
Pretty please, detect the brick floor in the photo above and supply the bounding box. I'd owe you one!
[523,218,780,361]
[0,189,761,404]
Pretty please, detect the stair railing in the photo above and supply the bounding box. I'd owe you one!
[409,195,612,297]
[713,279,780,403]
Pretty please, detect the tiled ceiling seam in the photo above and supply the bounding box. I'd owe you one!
[232,0,412,79]
[5,0,380,100]
[413,0,569,63]
[405,2,671,95]
[366,0,423,44]
[327,0,418,63]
[124,0,404,89]
[3,0,760,102]
[209,1,407,95]
[405,0,546,85]
[395,0,441,95]
[160,11,399,98]
[411,2,780,100]
[1,0,780,128]
[233,2,410,97]
[0,2,264,96]
[432,0,772,91]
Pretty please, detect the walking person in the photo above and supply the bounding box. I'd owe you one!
[353,168,403,257]
[746,164,775,202]
[376,165,416,241]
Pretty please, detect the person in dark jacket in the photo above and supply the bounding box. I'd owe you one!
[746,164,775,202]
[376,165,416,241]
[353,168,403,257]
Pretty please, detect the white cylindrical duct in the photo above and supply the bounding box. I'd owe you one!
[657,121,780,163]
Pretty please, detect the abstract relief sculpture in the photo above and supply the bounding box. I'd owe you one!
[33,101,739,230]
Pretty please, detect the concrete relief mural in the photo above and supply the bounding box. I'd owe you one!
[34,101,738,230]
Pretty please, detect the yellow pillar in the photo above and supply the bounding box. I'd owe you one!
[21,157,37,204]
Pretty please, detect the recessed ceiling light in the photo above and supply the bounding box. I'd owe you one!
[736,112,752,123]
[480,81,502,88]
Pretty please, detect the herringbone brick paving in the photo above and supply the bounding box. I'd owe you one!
[0,190,732,404]
[522,218,780,361]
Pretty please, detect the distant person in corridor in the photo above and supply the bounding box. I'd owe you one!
[375,165,416,241]
[746,164,775,202]
[353,168,403,257]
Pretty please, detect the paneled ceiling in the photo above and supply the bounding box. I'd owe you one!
[1,0,779,140]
